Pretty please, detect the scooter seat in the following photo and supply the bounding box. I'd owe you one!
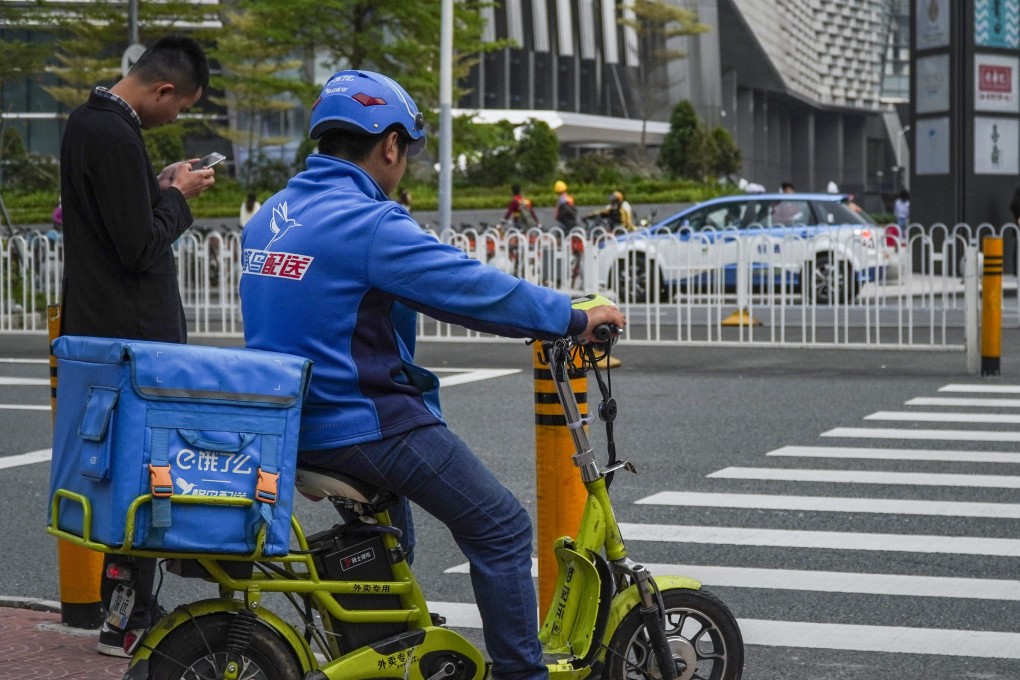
[295,465,384,504]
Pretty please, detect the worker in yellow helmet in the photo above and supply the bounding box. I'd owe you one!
[552,180,578,229]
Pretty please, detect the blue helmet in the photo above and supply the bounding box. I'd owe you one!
[308,70,427,157]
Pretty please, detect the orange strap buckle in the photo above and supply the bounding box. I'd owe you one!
[149,464,173,498]
[255,469,279,504]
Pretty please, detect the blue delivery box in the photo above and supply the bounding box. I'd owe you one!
[49,336,312,557]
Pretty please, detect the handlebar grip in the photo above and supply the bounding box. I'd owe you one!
[593,324,620,343]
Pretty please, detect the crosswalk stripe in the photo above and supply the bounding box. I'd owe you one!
[443,559,1020,601]
[425,602,1020,659]
[866,410,1020,424]
[940,384,1020,394]
[767,444,1020,464]
[908,396,1020,407]
[0,404,51,411]
[708,466,1020,489]
[618,523,1020,556]
[636,490,1020,518]
[0,449,52,470]
[436,368,520,387]
[0,377,49,386]
[736,619,1020,659]
[823,426,1020,442]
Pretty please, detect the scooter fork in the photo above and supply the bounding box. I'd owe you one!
[632,564,681,680]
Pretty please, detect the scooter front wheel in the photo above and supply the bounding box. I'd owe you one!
[602,587,743,680]
[147,612,303,680]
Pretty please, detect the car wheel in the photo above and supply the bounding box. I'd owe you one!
[807,254,858,305]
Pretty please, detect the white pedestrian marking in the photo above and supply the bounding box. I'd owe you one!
[0,404,50,411]
[736,619,1020,659]
[708,466,1020,489]
[636,490,1020,518]
[434,368,520,387]
[444,559,1020,600]
[908,396,1020,407]
[618,523,1020,556]
[866,410,1020,424]
[823,426,1020,442]
[0,449,52,470]
[767,445,1020,464]
[0,377,49,385]
[0,358,48,364]
[940,384,1020,394]
[426,600,1020,659]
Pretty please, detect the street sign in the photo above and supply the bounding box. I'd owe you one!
[121,43,146,77]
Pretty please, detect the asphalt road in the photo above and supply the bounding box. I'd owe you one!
[2,332,1020,679]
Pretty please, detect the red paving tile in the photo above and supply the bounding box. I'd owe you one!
[0,605,127,679]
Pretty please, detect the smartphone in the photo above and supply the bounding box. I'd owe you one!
[191,152,226,170]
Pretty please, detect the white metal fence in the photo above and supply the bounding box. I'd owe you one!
[2,222,1017,353]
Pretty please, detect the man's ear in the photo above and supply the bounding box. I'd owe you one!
[383,131,402,164]
[154,83,175,100]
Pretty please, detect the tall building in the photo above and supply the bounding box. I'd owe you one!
[457,0,908,209]
[1,0,911,210]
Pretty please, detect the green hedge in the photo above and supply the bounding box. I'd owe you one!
[2,177,736,226]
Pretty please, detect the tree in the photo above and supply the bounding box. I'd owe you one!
[240,0,510,111]
[29,2,223,171]
[208,8,307,187]
[659,100,700,179]
[0,1,51,94]
[619,0,710,156]
[709,126,742,178]
[516,120,559,184]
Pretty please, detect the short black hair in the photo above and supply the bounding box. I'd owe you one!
[512,184,521,195]
[130,35,210,96]
[318,124,410,163]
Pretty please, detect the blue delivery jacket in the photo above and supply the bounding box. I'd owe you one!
[240,154,586,450]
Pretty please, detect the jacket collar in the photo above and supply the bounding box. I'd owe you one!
[303,154,390,202]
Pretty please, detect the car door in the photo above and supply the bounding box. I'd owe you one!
[682,203,747,286]
[761,199,812,281]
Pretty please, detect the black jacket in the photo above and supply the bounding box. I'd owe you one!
[59,91,192,342]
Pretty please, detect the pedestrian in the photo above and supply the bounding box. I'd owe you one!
[51,198,63,230]
[239,69,625,680]
[552,179,577,229]
[398,188,412,213]
[504,183,539,228]
[239,191,261,229]
[894,190,910,229]
[780,181,795,193]
[58,34,216,658]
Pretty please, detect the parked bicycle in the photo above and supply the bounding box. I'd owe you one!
[49,316,744,680]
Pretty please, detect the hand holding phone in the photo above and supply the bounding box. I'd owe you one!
[191,152,226,170]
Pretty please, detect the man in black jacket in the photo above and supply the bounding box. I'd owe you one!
[59,34,216,657]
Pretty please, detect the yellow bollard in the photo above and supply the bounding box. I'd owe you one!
[48,304,105,628]
[533,342,588,612]
[981,238,1003,376]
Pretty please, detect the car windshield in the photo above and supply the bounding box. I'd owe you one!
[817,201,874,225]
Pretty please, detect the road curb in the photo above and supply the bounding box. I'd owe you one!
[0,595,62,613]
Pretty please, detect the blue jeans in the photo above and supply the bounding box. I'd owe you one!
[299,424,547,680]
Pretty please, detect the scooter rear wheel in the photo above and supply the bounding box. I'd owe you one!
[147,612,303,680]
[602,587,743,680]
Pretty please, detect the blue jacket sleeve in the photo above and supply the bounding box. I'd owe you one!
[366,209,575,340]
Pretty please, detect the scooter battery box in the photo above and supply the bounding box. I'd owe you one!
[49,336,312,557]
[309,528,408,650]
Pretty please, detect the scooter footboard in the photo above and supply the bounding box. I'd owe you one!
[538,539,614,660]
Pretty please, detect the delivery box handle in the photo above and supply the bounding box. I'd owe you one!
[177,429,257,453]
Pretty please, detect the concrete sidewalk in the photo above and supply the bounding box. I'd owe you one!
[0,598,126,679]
